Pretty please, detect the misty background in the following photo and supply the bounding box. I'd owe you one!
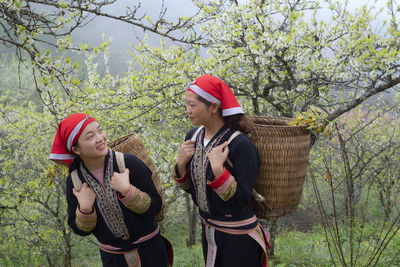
[71,0,387,75]
[71,0,198,75]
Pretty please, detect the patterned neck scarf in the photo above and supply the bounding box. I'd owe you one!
[79,150,130,240]
[190,127,230,213]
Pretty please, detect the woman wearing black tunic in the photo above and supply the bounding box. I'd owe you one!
[173,75,270,267]
[49,113,172,267]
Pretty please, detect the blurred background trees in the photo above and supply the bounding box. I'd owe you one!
[1,0,400,266]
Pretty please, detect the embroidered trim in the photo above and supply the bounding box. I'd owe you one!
[98,226,160,251]
[99,247,141,267]
[202,217,258,235]
[205,225,217,267]
[212,175,234,193]
[75,207,97,232]
[124,249,141,267]
[210,174,237,201]
[202,220,269,267]
[190,128,230,213]
[206,215,258,228]
[120,185,151,214]
[79,150,130,239]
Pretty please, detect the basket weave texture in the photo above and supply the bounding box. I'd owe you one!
[108,133,165,221]
[249,116,311,220]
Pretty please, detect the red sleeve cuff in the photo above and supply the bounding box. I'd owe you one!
[208,169,231,189]
[77,205,95,216]
[175,172,188,183]
[118,185,135,200]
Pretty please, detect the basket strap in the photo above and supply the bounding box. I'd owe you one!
[71,152,126,192]
[71,170,82,192]
[191,128,244,170]
[115,151,126,173]
[190,126,204,142]
[226,131,242,145]
[223,131,267,205]
[225,130,242,167]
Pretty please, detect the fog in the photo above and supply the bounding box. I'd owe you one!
[79,0,388,75]
[0,0,390,76]
[72,0,198,75]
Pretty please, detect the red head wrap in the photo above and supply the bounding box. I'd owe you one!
[49,113,96,166]
[186,74,244,116]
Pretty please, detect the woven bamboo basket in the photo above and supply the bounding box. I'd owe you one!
[108,133,166,221]
[249,116,311,220]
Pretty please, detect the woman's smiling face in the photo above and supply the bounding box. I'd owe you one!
[71,121,108,160]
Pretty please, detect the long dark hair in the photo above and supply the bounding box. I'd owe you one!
[197,95,253,134]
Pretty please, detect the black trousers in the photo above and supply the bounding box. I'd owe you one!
[99,235,171,267]
[201,224,264,267]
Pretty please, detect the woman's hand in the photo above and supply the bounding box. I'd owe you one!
[73,182,96,213]
[208,141,229,178]
[110,169,131,196]
[176,140,196,176]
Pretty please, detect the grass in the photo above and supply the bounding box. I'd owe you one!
[269,226,400,267]
[7,220,398,266]
[162,221,204,267]
[270,231,332,267]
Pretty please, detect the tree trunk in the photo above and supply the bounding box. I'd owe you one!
[63,233,72,267]
[379,190,392,220]
[259,218,277,258]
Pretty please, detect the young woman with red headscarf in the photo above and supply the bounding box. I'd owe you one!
[49,113,173,267]
[173,75,270,267]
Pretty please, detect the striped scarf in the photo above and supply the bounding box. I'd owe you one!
[79,150,130,240]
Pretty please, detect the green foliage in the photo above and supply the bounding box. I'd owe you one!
[273,230,332,266]
[1,0,400,266]
[305,106,400,266]
[0,55,40,108]
[288,105,333,137]
[194,0,400,118]
[271,226,400,267]
[70,236,102,267]
[0,105,78,266]
[163,222,203,267]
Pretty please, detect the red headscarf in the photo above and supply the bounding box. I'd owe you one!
[49,113,96,166]
[186,74,244,116]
